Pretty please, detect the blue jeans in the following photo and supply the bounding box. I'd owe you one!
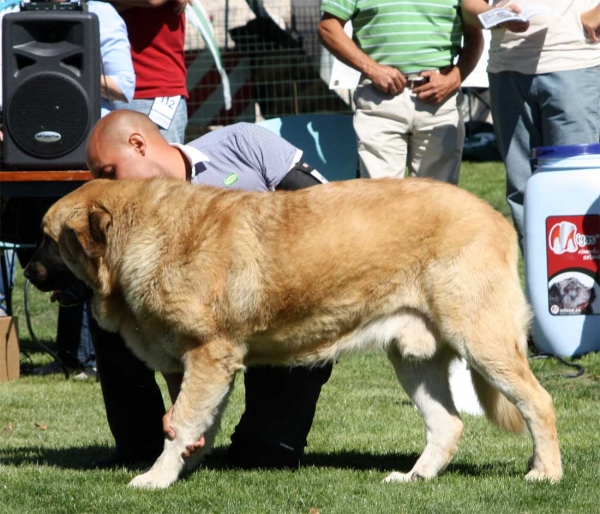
[112,97,188,144]
[489,67,600,246]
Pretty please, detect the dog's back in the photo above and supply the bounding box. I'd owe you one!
[124,177,521,357]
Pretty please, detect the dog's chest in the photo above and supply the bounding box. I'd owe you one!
[120,319,184,373]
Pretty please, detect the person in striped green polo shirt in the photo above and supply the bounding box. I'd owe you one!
[319,0,483,183]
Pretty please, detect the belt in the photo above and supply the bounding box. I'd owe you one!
[404,73,429,89]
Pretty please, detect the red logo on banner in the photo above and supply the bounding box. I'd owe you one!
[547,215,600,278]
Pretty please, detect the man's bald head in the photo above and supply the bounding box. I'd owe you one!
[89,110,162,150]
[85,110,185,181]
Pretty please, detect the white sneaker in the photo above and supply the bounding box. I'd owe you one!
[72,367,98,381]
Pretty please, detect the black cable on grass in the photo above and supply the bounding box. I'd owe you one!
[528,351,585,379]
[19,350,35,376]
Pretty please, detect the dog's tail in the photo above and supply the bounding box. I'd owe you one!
[470,369,526,433]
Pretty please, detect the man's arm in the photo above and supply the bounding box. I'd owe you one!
[96,3,135,103]
[318,13,406,95]
[461,0,494,28]
[455,22,485,85]
[101,76,128,102]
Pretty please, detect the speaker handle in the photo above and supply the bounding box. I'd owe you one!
[21,1,84,12]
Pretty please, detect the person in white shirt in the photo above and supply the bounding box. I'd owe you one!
[463,0,600,248]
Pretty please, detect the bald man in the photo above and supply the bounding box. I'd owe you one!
[85,111,332,470]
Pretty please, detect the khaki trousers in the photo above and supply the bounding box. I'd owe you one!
[353,79,464,184]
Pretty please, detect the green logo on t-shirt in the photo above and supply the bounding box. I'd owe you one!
[223,173,239,187]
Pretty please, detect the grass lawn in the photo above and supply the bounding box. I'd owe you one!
[2,161,599,514]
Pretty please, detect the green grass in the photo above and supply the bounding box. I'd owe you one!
[2,162,599,513]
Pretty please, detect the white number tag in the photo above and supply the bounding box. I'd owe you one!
[149,96,182,130]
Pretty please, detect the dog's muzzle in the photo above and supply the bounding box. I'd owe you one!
[24,261,92,307]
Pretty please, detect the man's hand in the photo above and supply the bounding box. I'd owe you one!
[413,67,461,104]
[498,19,530,33]
[162,406,206,459]
[582,5,600,43]
[497,3,529,33]
[365,63,406,95]
[461,0,529,32]
[319,13,406,95]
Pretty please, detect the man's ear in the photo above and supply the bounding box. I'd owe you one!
[65,209,112,259]
[129,133,147,156]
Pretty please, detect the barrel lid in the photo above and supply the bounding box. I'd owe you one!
[532,143,600,159]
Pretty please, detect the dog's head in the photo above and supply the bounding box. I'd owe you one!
[24,182,113,306]
[549,277,595,313]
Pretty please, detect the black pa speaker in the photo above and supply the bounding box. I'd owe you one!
[1,11,100,170]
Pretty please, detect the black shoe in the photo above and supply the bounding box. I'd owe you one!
[228,433,302,470]
[33,360,79,376]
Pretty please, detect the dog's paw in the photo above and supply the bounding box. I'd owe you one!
[383,471,428,483]
[128,470,177,489]
[382,471,413,483]
[525,468,563,484]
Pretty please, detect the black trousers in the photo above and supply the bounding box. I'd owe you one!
[92,162,333,466]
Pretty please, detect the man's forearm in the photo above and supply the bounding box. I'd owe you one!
[318,15,379,77]
[461,0,493,28]
[101,76,127,102]
[454,23,484,83]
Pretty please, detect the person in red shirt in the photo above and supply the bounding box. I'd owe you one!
[110,0,188,144]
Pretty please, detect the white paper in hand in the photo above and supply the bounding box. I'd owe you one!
[478,5,560,30]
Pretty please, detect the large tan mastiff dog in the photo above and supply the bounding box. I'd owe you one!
[24,177,562,488]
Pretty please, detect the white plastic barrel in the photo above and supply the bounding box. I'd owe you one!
[524,144,600,356]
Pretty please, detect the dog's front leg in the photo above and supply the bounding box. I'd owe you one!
[129,338,244,489]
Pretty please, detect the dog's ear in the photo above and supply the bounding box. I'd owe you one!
[87,209,112,258]
[65,208,112,259]
[548,283,562,308]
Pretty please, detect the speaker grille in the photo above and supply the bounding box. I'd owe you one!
[7,73,90,158]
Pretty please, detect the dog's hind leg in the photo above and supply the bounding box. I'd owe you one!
[446,270,562,482]
[129,338,244,489]
[384,348,463,482]
[432,243,561,482]
[464,329,563,483]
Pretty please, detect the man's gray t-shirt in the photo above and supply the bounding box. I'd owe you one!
[181,123,301,192]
